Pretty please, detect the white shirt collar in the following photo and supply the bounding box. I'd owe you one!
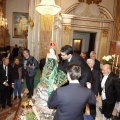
[68,56,72,62]
[69,80,79,83]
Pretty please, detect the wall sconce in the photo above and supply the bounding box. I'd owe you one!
[28,16,34,27]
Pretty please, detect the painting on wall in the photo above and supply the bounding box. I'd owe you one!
[13,12,28,38]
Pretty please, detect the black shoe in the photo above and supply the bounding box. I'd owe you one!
[7,103,12,107]
[99,107,102,114]
[2,104,5,109]
[14,96,17,100]
[111,115,119,120]
[18,95,21,99]
[28,95,32,98]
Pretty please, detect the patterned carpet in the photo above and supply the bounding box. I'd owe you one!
[0,98,22,120]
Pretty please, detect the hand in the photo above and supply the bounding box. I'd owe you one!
[12,84,14,88]
[86,82,91,89]
[21,79,24,83]
[5,82,9,86]
[52,84,58,90]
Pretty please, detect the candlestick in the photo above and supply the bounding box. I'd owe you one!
[116,55,119,67]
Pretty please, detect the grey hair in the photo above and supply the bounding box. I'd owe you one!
[86,58,95,65]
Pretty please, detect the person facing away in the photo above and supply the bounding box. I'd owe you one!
[100,64,120,119]
[48,64,96,120]
[0,58,13,109]
[90,51,100,72]
[22,48,38,98]
[12,44,19,59]
[86,59,101,119]
[58,45,91,87]
[12,57,24,100]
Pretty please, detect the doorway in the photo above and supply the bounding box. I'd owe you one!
[73,31,96,57]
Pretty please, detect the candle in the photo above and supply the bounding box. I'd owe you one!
[116,55,119,67]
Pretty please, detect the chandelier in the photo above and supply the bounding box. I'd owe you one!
[35,0,61,15]
[0,4,7,29]
[78,0,102,4]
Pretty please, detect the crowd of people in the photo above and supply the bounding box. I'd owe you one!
[0,44,120,120]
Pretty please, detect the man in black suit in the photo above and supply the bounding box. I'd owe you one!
[0,58,13,109]
[48,64,96,120]
[90,51,100,72]
[39,58,46,73]
[6,50,13,64]
[58,45,91,87]
[87,59,101,119]
[100,64,120,119]
[12,44,19,59]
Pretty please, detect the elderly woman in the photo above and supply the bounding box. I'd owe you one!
[29,48,67,120]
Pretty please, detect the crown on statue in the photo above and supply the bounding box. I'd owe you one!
[49,41,55,47]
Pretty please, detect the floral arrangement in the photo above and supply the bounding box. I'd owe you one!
[20,101,37,120]
[102,54,115,65]
[20,107,38,120]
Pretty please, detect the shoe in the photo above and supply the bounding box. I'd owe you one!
[14,96,17,100]
[28,95,32,98]
[27,93,30,96]
[111,115,119,120]
[99,107,102,114]
[18,95,21,99]
[7,103,12,107]
[2,104,5,109]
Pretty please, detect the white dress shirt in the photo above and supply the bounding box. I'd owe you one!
[3,64,8,84]
[101,75,108,100]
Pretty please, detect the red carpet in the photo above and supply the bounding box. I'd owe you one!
[0,98,22,120]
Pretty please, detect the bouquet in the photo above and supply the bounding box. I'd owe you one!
[102,54,115,65]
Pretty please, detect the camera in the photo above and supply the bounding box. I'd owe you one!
[26,61,33,66]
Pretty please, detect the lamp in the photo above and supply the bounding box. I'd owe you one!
[35,0,61,15]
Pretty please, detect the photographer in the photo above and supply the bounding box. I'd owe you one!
[22,49,38,98]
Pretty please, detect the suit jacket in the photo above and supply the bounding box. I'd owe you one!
[100,72,120,102]
[94,59,100,72]
[0,64,12,88]
[48,83,96,120]
[91,69,100,96]
[58,53,91,86]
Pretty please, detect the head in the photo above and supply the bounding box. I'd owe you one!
[80,52,87,59]
[101,64,111,76]
[60,45,74,60]
[86,59,95,69]
[7,50,10,54]
[90,51,96,60]
[14,57,20,65]
[15,44,18,48]
[3,58,9,66]
[23,49,30,59]
[66,64,81,81]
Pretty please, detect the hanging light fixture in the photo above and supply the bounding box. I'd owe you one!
[35,0,61,15]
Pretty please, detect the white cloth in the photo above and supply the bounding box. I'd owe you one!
[101,75,108,100]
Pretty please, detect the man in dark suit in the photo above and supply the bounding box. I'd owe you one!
[87,59,101,119]
[6,50,13,64]
[58,45,91,87]
[100,64,120,119]
[90,51,100,72]
[0,58,13,109]
[48,64,96,120]
[12,44,19,59]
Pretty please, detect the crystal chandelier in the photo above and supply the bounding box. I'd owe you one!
[35,0,61,15]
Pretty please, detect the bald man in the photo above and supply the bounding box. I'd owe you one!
[0,58,13,109]
[100,64,120,119]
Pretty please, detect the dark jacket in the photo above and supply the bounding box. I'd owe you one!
[91,69,101,96]
[94,59,100,72]
[58,53,91,86]
[48,83,96,120]
[12,64,24,82]
[0,64,12,88]
[22,55,38,77]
